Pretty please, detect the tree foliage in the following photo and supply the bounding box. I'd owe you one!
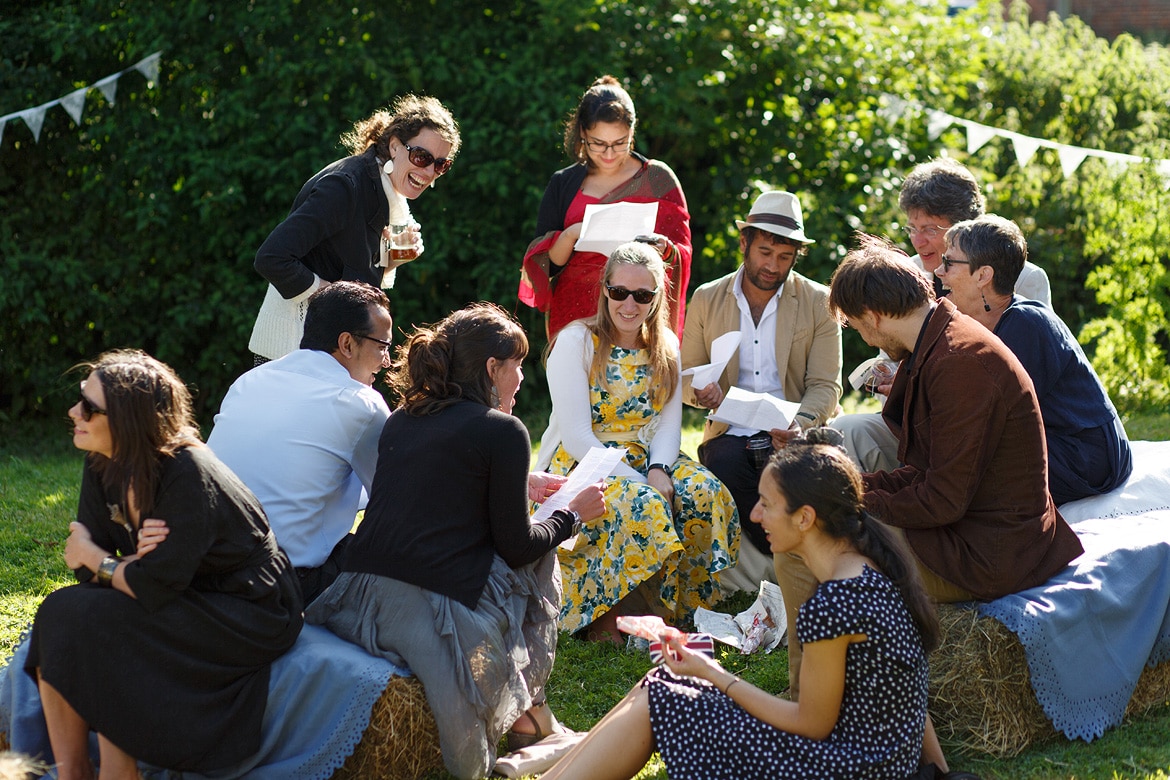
[1,0,1167,423]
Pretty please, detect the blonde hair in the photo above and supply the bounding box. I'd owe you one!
[586,242,677,406]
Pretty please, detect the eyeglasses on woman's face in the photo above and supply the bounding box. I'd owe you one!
[606,285,658,305]
[404,143,453,176]
[939,255,972,273]
[78,384,107,422]
[584,136,630,155]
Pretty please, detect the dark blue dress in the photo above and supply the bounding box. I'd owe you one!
[645,565,927,779]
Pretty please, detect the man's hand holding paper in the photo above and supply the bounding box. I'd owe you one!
[708,386,802,433]
[682,331,741,409]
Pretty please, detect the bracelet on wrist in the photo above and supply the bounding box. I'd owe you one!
[722,676,741,696]
[559,509,583,537]
[96,555,120,587]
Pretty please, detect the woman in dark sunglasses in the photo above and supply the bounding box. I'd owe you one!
[519,75,692,340]
[25,349,302,778]
[249,94,461,364]
[536,243,739,644]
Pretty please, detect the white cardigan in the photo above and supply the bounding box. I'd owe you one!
[536,322,683,477]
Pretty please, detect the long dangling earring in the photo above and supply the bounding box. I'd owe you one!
[981,291,992,312]
[490,385,501,410]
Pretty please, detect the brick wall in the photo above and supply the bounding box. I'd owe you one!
[1010,0,1170,39]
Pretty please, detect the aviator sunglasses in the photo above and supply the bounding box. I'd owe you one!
[77,385,107,421]
[606,285,658,305]
[403,143,453,176]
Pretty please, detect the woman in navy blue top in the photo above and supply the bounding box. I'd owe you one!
[937,214,1132,504]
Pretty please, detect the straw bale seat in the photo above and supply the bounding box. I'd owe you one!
[929,603,1170,757]
[328,675,442,780]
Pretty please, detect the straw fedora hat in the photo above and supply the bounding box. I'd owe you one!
[735,191,815,244]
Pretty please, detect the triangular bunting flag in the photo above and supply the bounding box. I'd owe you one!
[96,74,119,106]
[59,86,88,126]
[1006,132,1042,167]
[134,51,161,85]
[1056,145,1091,178]
[1157,160,1170,191]
[878,96,909,123]
[926,110,952,141]
[18,103,50,142]
[0,118,5,147]
[1098,150,1140,175]
[965,122,997,154]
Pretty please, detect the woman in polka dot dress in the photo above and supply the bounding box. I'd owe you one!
[544,431,957,780]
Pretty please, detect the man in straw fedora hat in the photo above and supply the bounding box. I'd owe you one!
[681,190,842,592]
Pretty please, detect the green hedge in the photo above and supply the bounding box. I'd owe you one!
[2,0,1167,423]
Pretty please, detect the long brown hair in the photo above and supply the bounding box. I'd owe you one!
[585,242,677,406]
[391,302,528,416]
[83,349,201,517]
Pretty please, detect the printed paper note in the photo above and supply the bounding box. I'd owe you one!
[573,202,659,257]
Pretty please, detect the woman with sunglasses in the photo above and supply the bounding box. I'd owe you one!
[306,303,606,779]
[26,349,303,778]
[519,75,692,339]
[249,94,460,363]
[536,243,738,643]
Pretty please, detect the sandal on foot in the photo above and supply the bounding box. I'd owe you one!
[505,709,549,752]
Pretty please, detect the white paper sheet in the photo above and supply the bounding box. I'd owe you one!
[530,446,626,550]
[707,386,801,432]
[682,331,741,389]
[573,202,659,257]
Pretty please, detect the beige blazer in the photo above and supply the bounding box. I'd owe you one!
[681,269,842,442]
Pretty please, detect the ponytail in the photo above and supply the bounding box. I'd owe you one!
[851,508,939,653]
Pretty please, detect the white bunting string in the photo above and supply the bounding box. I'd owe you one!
[880,94,1170,188]
[0,51,162,146]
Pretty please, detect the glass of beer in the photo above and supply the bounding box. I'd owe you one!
[389,223,419,262]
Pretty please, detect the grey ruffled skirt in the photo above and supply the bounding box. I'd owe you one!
[304,552,561,780]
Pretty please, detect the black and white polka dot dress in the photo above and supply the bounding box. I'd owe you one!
[645,565,928,779]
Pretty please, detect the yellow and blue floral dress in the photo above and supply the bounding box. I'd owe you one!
[547,342,739,633]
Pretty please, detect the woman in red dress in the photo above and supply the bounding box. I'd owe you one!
[519,75,691,339]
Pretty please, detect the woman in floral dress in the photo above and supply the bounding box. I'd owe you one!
[536,242,738,641]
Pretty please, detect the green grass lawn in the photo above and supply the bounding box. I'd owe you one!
[3,406,1170,779]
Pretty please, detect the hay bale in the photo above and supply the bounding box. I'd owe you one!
[929,604,1170,757]
[0,679,443,780]
[330,675,443,780]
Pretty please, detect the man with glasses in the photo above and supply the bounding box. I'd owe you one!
[208,281,392,603]
[681,191,843,591]
[900,157,1051,305]
[776,236,1082,699]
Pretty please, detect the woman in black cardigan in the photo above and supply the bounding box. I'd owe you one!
[307,303,605,779]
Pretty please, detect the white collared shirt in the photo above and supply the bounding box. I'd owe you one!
[727,267,786,437]
[207,349,391,568]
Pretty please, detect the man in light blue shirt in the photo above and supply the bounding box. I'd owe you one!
[208,281,392,603]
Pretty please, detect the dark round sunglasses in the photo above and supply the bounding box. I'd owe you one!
[404,143,453,176]
[78,387,107,421]
[606,285,658,305]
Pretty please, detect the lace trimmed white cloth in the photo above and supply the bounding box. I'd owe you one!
[976,440,1170,742]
